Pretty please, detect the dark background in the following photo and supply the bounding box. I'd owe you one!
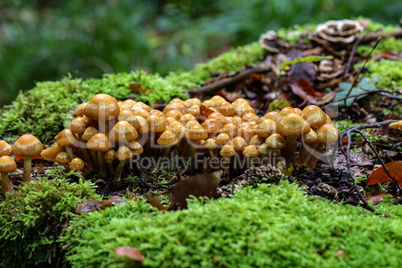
[0,0,400,106]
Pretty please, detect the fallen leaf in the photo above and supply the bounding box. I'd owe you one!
[129,83,150,93]
[350,151,373,167]
[15,154,43,162]
[289,78,319,104]
[367,161,402,186]
[114,247,145,262]
[76,196,127,214]
[217,91,243,103]
[366,192,386,205]
[200,105,215,120]
[168,171,222,210]
[143,192,167,211]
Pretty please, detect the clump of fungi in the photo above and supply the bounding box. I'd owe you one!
[1,94,340,194]
[43,94,339,180]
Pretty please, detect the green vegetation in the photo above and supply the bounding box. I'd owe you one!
[0,71,187,142]
[360,60,402,91]
[1,0,401,106]
[0,168,100,267]
[64,181,402,268]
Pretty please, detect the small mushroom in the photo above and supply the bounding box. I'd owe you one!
[157,130,179,157]
[55,152,71,170]
[12,134,43,183]
[242,145,259,168]
[87,133,112,176]
[389,120,402,130]
[0,156,16,194]
[0,141,13,157]
[220,145,236,175]
[115,145,133,179]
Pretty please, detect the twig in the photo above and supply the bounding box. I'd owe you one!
[344,36,364,75]
[344,131,375,212]
[188,64,272,95]
[343,38,381,107]
[340,120,402,203]
[361,29,402,44]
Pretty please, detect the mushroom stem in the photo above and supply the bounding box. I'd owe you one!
[77,134,94,170]
[298,142,318,168]
[222,157,231,176]
[115,160,127,179]
[1,172,14,194]
[106,160,115,176]
[65,146,74,160]
[90,151,99,170]
[97,151,106,176]
[281,136,297,168]
[22,156,32,183]
[306,143,325,170]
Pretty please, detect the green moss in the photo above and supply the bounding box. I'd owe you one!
[166,42,266,89]
[357,60,402,91]
[0,169,100,267]
[357,21,402,54]
[0,71,188,142]
[64,182,402,268]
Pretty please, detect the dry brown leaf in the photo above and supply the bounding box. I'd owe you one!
[366,192,386,205]
[114,246,145,262]
[76,196,127,214]
[200,105,215,119]
[217,91,243,103]
[367,161,402,186]
[289,78,319,104]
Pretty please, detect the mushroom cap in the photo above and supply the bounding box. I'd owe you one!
[249,135,265,146]
[232,98,248,107]
[258,143,270,156]
[220,123,237,137]
[238,126,255,141]
[134,116,149,134]
[157,130,179,146]
[117,110,135,122]
[185,120,200,130]
[217,101,236,116]
[104,149,116,161]
[275,107,296,123]
[163,102,186,115]
[276,114,311,137]
[133,109,150,118]
[69,158,85,171]
[74,102,87,117]
[147,115,166,133]
[70,116,89,134]
[316,123,339,144]
[187,105,200,116]
[389,120,402,130]
[109,121,138,142]
[81,127,99,142]
[255,119,276,138]
[301,105,327,128]
[302,129,318,143]
[242,145,259,157]
[202,99,216,108]
[115,145,133,160]
[232,137,248,151]
[84,94,120,121]
[41,144,64,161]
[211,95,226,106]
[262,111,278,121]
[187,125,208,141]
[235,103,255,117]
[215,133,230,146]
[0,156,17,173]
[0,141,13,157]
[132,102,152,112]
[57,129,80,147]
[127,141,144,155]
[204,138,217,150]
[165,110,183,121]
[13,134,43,157]
[201,119,222,135]
[183,98,201,108]
[265,133,287,149]
[55,152,70,164]
[171,123,186,139]
[242,113,259,123]
[179,114,196,126]
[87,133,112,152]
[220,145,236,157]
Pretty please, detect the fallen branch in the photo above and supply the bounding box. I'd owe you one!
[188,64,272,95]
[361,29,402,44]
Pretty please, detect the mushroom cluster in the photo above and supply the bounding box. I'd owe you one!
[42,93,339,181]
[310,19,364,46]
[0,135,43,194]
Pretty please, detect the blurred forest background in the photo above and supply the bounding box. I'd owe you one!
[0,0,401,106]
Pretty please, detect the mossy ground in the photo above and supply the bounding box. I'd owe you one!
[64,182,402,268]
[1,20,402,267]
